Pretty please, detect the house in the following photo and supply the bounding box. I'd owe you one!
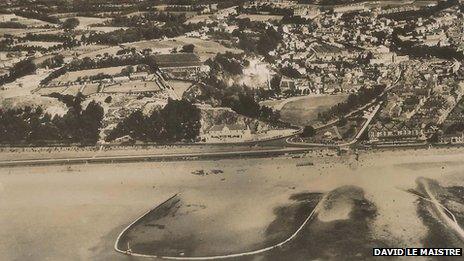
[368,122,424,143]
[279,77,296,91]
[0,14,17,22]
[153,53,202,80]
[201,124,252,143]
[113,135,134,144]
[129,72,149,80]
[112,76,130,83]
[440,132,464,144]
[294,4,320,19]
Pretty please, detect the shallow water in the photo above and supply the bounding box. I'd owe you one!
[1,150,463,260]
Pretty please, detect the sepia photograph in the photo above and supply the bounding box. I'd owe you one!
[1,0,464,260]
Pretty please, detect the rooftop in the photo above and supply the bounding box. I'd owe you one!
[153,53,202,68]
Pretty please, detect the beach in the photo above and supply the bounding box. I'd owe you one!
[1,148,464,260]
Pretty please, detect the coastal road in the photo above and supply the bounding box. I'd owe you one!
[0,147,312,168]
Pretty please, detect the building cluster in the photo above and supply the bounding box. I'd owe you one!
[368,59,464,144]
[404,6,464,48]
[4,0,464,146]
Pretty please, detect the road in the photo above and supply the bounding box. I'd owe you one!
[340,102,383,147]
[0,147,311,168]
[0,68,403,166]
[319,68,402,130]
[285,68,403,148]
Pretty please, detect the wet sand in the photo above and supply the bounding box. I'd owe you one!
[1,148,464,260]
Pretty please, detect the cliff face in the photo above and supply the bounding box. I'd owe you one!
[199,106,272,134]
[182,83,222,107]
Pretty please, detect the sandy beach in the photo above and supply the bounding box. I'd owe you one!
[1,148,464,260]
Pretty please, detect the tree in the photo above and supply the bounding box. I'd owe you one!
[161,99,201,142]
[41,54,64,69]
[121,65,135,76]
[302,125,316,138]
[281,66,302,78]
[238,35,257,52]
[62,18,80,30]
[181,44,195,53]
[0,98,104,145]
[270,74,282,94]
[81,101,104,143]
[338,116,348,126]
[257,27,282,56]
[106,99,201,143]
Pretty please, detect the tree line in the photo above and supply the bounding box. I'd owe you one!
[83,21,203,45]
[102,12,187,27]
[41,54,158,85]
[106,99,201,143]
[234,24,283,57]
[380,0,459,21]
[0,59,36,86]
[391,31,464,61]
[0,21,27,28]
[13,10,61,24]
[0,94,104,145]
[318,85,385,123]
[187,78,285,127]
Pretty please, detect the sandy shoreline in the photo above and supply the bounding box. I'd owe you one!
[1,148,463,260]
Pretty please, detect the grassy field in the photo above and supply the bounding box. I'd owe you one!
[81,84,100,96]
[236,14,284,22]
[88,26,129,33]
[0,14,54,27]
[127,36,242,60]
[0,94,68,116]
[60,16,124,32]
[278,94,348,126]
[125,36,242,61]
[0,28,52,36]
[15,41,62,48]
[103,80,162,93]
[167,80,193,97]
[365,0,438,8]
[61,85,82,95]
[36,86,68,96]
[60,16,109,29]
[52,66,127,84]
[78,46,122,59]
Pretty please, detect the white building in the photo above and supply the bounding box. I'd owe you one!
[201,124,252,143]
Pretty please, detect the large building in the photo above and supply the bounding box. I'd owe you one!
[153,53,203,80]
[440,132,464,144]
[368,122,424,143]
